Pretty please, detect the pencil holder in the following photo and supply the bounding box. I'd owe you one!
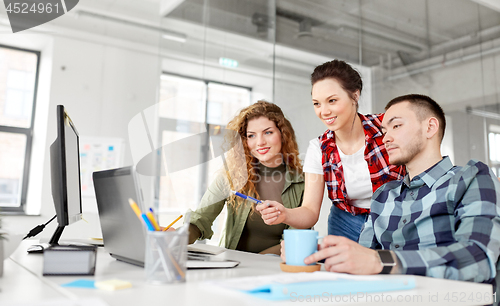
[145,230,188,284]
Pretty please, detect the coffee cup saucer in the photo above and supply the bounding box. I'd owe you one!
[280,262,321,273]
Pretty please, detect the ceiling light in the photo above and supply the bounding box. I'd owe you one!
[297,20,313,38]
[467,107,500,121]
[162,32,187,43]
[252,13,271,38]
[76,9,188,43]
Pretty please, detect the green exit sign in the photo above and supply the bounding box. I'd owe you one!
[219,57,238,68]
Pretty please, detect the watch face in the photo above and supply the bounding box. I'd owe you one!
[378,250,394,264]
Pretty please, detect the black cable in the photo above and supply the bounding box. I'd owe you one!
[22,215,57,240]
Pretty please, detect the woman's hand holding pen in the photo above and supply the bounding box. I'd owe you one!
[256,200,287,225]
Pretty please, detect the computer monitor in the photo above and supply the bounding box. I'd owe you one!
[48,105,82,245]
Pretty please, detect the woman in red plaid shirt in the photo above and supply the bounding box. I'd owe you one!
[258,60,405,242]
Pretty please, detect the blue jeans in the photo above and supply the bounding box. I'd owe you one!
[327,204,368,242]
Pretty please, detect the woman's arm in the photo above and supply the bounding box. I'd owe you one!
[188,173,228,241]
[259,244,281,255]
[257,172,325,229]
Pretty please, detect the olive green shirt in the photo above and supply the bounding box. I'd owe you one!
[187,164,304,250]
[236,163,287,253]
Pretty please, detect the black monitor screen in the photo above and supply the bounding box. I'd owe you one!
[48,105,82,245]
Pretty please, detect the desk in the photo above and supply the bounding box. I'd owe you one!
[0,240,495,306]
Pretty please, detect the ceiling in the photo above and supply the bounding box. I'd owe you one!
[163,0,500,69]
[7,0,496,74]
[3,0,497,86]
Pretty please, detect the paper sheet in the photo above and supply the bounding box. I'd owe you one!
[2,297,110,306]
[207,272,416,301]
[61,279,96,289]
[209,271,385,291]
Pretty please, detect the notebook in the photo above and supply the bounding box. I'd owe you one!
[208,272,416,301]
[93,166,239,269]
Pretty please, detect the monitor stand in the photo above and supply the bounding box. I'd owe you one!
[27,243,50,254]
[26,225,93,254]
[27,225,64,254]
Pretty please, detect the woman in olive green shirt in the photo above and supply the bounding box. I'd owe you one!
[187,101,305,255]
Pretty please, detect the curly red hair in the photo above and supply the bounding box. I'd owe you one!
[223,100,302,213]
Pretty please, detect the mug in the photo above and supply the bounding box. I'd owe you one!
[283,229,318,266]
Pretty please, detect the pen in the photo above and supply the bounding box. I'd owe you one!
[129,198,154,232]
[162,215,183,231]
[141,214,156,231]
[147,208,161,231]
[231,190,262,205]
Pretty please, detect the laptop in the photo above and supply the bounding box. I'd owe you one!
[93,166,239,269]
[93,166,147,266]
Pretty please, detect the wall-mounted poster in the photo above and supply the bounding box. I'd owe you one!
[80,137,125,197]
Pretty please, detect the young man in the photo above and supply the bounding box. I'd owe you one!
[304,94,500,283]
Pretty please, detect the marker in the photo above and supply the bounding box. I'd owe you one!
[231,190,262,205]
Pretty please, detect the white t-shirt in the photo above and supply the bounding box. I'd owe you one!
[303,138,373,209]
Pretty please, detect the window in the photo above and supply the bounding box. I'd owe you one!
[488,125,500,177]
[0,45,40,212]
[157,74,251,243]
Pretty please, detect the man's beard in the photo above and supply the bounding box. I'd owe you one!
[389,136,424,166]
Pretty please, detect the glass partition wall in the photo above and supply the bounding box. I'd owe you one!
[158,0,500,241]
[157,0,275,240]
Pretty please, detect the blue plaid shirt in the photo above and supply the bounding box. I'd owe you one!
[359,157,500,283]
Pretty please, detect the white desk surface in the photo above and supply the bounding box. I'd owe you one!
[0,240,495,306]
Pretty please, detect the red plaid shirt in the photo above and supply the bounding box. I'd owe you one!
[320,113,406,215]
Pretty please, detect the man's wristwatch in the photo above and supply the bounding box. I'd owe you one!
[377,250,396,274]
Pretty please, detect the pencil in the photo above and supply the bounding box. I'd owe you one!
[165,250,185,278]
[162,215,183,231]
[128,198,143,221]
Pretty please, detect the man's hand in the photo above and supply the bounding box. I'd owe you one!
[256,200,287,225]
[304,235,383,275]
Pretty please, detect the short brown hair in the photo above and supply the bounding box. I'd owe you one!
[385,94,446,142]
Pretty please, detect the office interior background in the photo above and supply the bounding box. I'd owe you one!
[1,0,500,244]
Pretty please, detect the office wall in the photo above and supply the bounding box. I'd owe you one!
[42,37,160,239]
[372,50,500,166]
[0,31,162,240]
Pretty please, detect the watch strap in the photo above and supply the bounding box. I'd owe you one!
[377,250,395,274]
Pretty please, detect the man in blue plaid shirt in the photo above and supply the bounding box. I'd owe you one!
[304,94,500,284]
